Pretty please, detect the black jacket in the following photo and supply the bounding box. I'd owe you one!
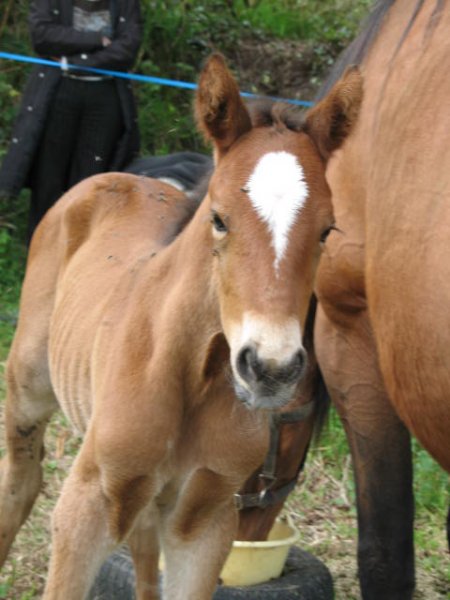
[0,0,142,197]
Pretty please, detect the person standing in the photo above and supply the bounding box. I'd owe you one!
[0,0,142,240]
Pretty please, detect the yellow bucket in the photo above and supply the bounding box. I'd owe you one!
[220,516,300,587]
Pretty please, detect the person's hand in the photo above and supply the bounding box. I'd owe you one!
[102,36,112,47]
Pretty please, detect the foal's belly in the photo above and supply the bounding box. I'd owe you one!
[48,296,102,433]
[48,252,128,433]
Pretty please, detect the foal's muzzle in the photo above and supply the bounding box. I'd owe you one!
[234,345,307,410]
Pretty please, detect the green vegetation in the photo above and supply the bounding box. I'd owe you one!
[0,1,448,598]
[232,0,371,43]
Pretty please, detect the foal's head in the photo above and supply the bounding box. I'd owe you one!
[196,54,362,410]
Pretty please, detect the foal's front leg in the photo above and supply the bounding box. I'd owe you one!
[43,445,115,599]
[160,469,237,600]
[128,505,161,600]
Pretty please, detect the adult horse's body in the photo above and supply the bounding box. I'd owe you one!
[0,55,362,599]
[314,1,450,598]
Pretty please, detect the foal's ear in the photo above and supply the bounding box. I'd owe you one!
[195,53,252,159]
[303,66,363,162]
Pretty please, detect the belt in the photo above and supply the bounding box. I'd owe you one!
[63,73,113,82]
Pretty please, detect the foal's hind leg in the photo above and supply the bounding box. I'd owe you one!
[0,332,57,567]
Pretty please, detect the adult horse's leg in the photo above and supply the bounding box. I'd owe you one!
[315,306,415,600]
[160,469,237,600]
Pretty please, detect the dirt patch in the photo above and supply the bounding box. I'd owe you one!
[231,38,326,103]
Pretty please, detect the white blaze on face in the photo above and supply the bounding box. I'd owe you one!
[246,151,308,271]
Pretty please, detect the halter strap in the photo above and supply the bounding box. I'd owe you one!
[234,400,315,510]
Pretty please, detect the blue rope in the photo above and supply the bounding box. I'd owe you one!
[0,51,314,108]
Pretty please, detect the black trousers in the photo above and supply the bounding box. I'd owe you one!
[29,76,123,239]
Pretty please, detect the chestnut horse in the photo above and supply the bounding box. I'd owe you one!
[0,55,362,599]
[312,1,450,599]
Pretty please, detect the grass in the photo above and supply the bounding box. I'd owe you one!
[232,0,372,44]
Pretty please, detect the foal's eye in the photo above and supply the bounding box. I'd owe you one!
[320,224,336,245]
[211,212,228,235]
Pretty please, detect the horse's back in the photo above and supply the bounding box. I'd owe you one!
[10,172,196,432]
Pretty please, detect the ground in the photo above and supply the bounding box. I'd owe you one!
[0,404,448,599]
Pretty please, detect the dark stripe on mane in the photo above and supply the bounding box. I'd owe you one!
[390,0,425,63]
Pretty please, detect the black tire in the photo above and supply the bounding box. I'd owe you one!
[88,545,334,600]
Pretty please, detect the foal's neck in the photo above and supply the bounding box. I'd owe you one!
[154,198,224,395]
[173,198,214,279]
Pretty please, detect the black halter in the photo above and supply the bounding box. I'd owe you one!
[234,400,315,510]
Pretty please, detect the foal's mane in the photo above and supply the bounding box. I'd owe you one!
[247,100,305,132]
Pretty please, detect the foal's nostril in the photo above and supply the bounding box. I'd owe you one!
[237,345,262,383]
[289,348,307,381]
